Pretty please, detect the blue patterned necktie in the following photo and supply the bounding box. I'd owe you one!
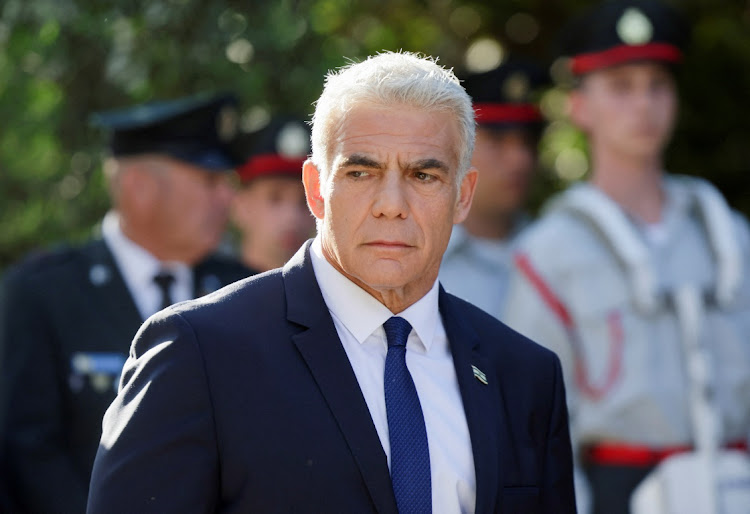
[383,316,432,514]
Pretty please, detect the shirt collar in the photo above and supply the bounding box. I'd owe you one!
[102,211,191,291]
[310,236,440,352]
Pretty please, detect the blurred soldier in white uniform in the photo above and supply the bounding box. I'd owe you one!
[502,1,750,513]
[439,58,549,317]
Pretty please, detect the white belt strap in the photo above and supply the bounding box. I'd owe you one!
[682,176,743,307]
[547,184,659,313]
[672,283,720,514]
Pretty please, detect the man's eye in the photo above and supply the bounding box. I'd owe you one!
[414,171,434,181]
[347,170,368,178]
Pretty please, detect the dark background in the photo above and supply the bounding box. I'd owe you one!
[1,0,748,272]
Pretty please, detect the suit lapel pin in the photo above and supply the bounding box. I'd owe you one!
[472,365,488,385]
[89,264,111,286]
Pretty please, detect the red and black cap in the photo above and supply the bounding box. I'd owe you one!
[90,92,240,172]
[461,57,550,130]
[559,0,689,76]
[234,116,310,183]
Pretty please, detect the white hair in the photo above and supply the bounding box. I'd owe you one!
[310,51,475,188]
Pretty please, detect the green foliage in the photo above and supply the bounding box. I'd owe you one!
[1,0,748,272]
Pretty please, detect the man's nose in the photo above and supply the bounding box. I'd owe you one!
[371,172,408,219]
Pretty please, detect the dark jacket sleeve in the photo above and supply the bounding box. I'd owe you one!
[542,354,577,513]
[0,267,88,514]
[87,310,219,514]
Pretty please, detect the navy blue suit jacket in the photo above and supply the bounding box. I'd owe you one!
[88,242,575,513]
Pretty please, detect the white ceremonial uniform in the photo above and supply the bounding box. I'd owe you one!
[440,219,528,318]
[503,175,750,509]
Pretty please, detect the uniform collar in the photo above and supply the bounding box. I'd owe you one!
[102,211,191,296]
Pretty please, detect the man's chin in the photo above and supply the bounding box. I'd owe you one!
[344,265,410,291]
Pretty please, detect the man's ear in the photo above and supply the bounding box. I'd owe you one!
[302,160,325,220]
[453,167,478,224]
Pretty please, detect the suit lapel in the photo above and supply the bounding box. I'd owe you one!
[83,240,143,341]
[283,243,398,514]
[440,289,503,514]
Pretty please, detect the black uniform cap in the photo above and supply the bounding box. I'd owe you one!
[558,0,690,76]
[90,92,240,171]
[461,57,550,131]
[233,115,310,183]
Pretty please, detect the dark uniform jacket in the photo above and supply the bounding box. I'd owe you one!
[0,238,252,514]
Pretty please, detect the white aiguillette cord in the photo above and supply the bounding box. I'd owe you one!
[672,284,720,514]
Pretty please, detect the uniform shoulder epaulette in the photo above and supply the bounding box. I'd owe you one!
[7,243,81,277]
[668,175,743,306]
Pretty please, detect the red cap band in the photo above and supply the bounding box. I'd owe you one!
[473,103,543,124]
[237,153,306,182]
[570,42,683,75]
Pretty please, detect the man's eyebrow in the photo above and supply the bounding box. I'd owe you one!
[407,158,449,173]
[338,154,383,169]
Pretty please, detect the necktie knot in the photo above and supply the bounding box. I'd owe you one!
[153,271,176,311]
[383,316,412,349]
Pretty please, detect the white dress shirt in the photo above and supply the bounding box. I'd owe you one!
[101,211,192,320]
[310,237,476,514]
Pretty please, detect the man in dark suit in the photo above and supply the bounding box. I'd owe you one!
[87,52,576,513]
[0,93,253,513]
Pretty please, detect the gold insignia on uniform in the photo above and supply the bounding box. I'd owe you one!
[472,365,488,385]
[503,72,530,102]
[616,8,653,46]
[277,121,311,158]
[217,105,239,142]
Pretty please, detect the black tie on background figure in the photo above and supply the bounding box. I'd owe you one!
[383,316,432,514]
[153,271,175,311]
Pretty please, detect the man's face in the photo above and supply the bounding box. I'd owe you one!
[303,104,476,302]
[469,127,536,221]
[570,62,677,160]
[153,158,235,263]
[231,176,314,268]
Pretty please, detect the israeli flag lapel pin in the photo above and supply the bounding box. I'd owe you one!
[472,365,488,385]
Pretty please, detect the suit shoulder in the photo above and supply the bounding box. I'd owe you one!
[447,292,559,365]
[172,267,285,319]
[2,242,93,287]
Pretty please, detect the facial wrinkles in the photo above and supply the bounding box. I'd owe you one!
[336,106,460,170]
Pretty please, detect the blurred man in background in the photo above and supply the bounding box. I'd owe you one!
[439,57,549,318]
[230,116,315,272]
[0,92,251,513]
[503,1,750,513]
